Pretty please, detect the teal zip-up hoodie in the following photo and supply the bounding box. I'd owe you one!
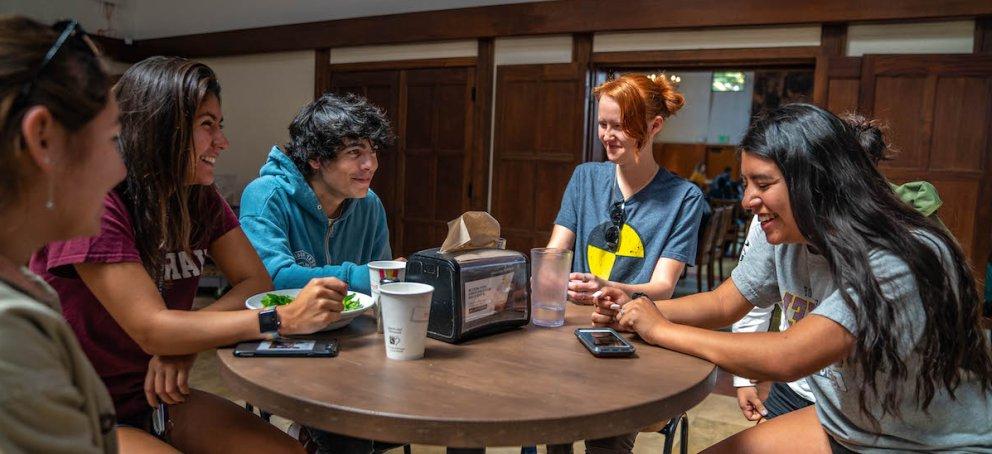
[239,146,392,295]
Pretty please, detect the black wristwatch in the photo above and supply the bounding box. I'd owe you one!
[258,307,281,337]
[630,292,650,302]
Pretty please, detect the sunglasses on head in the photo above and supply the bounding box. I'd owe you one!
[13,20,92,110]
[605,201,625,252]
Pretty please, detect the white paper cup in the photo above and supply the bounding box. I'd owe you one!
[379,282,433,360]
[369,261,407,333]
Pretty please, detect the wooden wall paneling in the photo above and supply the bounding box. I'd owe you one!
[869,73,934,170]
[400,67,475,256]
[314,48,330,99]
[829,58,862,114]
[652,143,705,179]
[472,38,494,211]
[592,47,818,68]
[328,61,478,256]
[492,63,586,251]
[976,16,992,54]
[858,54,992,270]
[813,23,848,108]
[930,76,991,172]
[574,34,594,162]
[124,1,992,60]
[328,70,402,252]
[706,146,742,180]
[820,23,848,57]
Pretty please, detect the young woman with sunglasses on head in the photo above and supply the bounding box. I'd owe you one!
[30,56,343,453]
[545,73,704,454]
[548,73,705,305]
[594,104,992,452]
[0,16,122,453]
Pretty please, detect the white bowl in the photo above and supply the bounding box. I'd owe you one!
[245,289,374,331]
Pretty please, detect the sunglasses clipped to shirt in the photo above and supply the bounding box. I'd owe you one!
[605,200,626,253]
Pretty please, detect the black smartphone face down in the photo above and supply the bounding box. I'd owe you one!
[233,339,339,357]
[575,328,635,357]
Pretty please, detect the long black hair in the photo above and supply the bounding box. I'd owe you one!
[114,56,221,285]
[740,103,991,420]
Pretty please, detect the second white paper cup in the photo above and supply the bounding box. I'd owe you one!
[379,282,434,360]
[368,260,407,333]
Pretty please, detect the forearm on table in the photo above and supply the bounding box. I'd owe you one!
[139,309,264,355]
[609,280,675,300]
[201,275,272,312]
[646,324,804,382]
[655,279,750,329]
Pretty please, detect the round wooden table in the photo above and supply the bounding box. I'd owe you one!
[217,303,715,448]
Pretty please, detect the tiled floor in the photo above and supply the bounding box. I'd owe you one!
[189,256,751,453]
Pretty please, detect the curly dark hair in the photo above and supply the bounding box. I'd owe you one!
[284,92,394,179]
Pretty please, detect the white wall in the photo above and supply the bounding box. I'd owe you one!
[594,25,821,52]
[330,40,477,64]
[2,0,133,39]
[494,35,573,65]
[706,72,754,145]
[656,72,712,144]
[0,0,544,40]
[199,51,315,204]
[655,71,755,145]
[846,20,974,56]
[128,0,544,39]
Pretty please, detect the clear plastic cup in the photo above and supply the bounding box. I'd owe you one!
[530,248,572,327]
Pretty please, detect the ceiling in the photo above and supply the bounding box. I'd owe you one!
[6,0,547,40]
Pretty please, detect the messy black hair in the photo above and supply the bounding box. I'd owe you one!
[284,92,394,179]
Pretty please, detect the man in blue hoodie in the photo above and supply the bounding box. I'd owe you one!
[240,92,394,297]
[240,93,398,453]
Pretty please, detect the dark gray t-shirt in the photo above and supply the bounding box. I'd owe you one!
[732,225,992,452]
[554,162,704,283]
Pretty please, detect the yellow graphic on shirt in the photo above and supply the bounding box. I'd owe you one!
[587,223,645,280]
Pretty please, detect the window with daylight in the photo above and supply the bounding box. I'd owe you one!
[712,71,745,92]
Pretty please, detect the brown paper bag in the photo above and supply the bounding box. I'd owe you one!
[439,211,504,253]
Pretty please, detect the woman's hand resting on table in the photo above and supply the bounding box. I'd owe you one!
[591,287,672,344]
[568,273,609,305]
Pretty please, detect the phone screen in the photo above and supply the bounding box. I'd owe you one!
[590,331,624,347]
[257,340,316,352]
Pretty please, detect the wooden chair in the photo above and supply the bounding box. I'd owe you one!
[715,205,736,282]
[695,206,729,293]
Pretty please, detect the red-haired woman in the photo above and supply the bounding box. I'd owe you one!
[546,73,705,452]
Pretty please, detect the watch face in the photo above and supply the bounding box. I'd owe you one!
[259,308,280,333]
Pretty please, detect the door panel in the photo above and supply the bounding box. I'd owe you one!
[329,65,475,257]
[856,54,992,275]
[328,71,401,252]
[930,77,991,173]
[871,76,929,170]
[492,63,587,251]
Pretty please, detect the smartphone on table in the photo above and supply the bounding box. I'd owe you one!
[234,338,339,357]
[575,327,636,357]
